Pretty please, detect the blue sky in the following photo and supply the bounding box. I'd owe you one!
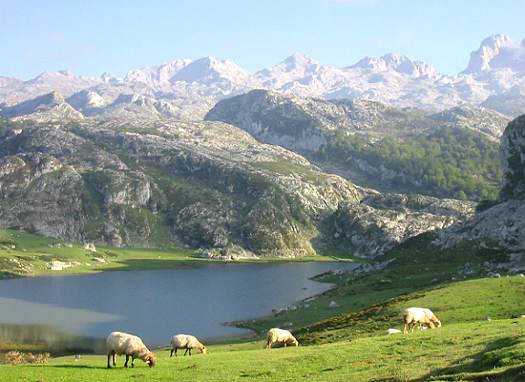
[1,0,523,80]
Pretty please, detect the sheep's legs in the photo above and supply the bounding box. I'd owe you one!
[403,324,408,334]
[112,352,116,366]
[107,353,111,368]
[124,354,130,368]
[184,348,189,356]
[170,348,175,357]
[131,356,135,368]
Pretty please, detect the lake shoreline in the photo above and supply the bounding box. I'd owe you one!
[0,262,360,353]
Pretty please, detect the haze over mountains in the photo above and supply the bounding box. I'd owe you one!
[1,34,524,121]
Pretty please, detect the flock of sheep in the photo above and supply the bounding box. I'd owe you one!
[105,307,440,368]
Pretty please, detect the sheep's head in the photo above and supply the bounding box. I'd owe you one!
[145,352,156,367]
[435,319,442,328]
[290,338,299,347]
[201,346,208,355]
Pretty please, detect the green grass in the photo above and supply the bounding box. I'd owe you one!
[0,229,355,279]
[1,230,524,381]
[237,234,506,335]
[2,319,524,381]
[0,229,201,278]
[293,276,525,346]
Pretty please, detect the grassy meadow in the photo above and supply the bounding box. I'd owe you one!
[0,230,524,381]
[0,229,352,279]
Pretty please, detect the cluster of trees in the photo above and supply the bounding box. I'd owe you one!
[318,127,502,201]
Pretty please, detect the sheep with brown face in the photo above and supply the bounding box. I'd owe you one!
[266,328,299,349]
[170,334,208,356]
[403,307,441,334]
[106,331,156,368]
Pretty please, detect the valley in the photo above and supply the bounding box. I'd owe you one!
[0,11,524,380]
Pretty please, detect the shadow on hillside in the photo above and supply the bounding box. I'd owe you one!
[416,336,524,381]
[50,364,107,370]
[113,258,207,271]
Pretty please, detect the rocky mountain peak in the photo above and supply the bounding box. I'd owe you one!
[282,52,319,67]
[124,58,191,85]
[170,56,253,85]
[0,91,84,121]
[67,90,106,110]
[255,53,323,88]
[352,53,438,78]
[463,34,524,73]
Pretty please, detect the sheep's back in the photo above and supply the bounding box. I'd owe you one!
[171,334,197,348]
[404,307,434,322]
[107,331,146,354]
[268,328,293,342]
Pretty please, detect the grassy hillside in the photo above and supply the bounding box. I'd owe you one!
[1,319,524,381]
[236,233,514,336]
[1,230,524,381]
[318,127,502,201]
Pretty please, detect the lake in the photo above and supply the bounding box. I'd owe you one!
[0,261,358,352]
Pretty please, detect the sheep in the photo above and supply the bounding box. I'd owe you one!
[386,328,402,335]
[266,328,299,349]
[170,334,208,356]
[402,307,441,334]
[106,331,156,368]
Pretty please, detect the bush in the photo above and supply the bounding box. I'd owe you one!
[3,351,50,365]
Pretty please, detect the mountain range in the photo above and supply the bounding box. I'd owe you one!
[1,34,524,121]
[0,34,524,261]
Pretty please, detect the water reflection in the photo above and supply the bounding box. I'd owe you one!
[0,262,357,352]
[0,324,106,354]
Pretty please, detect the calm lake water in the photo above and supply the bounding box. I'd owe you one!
[0,262,358,351]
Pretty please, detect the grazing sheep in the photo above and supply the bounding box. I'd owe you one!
[386,328,402,335]
[266,328,299,349]
[403,307,441,334]
[170,334,208,356]
[106,331,156,368]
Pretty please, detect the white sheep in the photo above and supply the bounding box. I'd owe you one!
[106,331,156,368]
[170,334,208,356]
[386,328,402,335]
[266,328,299,349]
[402,307,441,334]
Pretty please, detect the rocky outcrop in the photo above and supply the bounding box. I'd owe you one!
[0,118,471,258]
[429,105,509,141]
[205,90,434,149]
[206,90,505,200]
[0,92,84,122]
[330,193,474,257]
[0,118,360,256]
[435,114,525,268]
[500,115,525,200]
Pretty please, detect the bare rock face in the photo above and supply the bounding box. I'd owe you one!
[435,114,525,265]
[501,114,525,201]
[0,117,473,258]
[1,91,84,122]
[330,193,475,258]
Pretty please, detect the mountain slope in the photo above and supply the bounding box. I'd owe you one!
[206,90,507,200]
[0,118,472,258]
[0,91,84,122]
[436,114,525,263]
